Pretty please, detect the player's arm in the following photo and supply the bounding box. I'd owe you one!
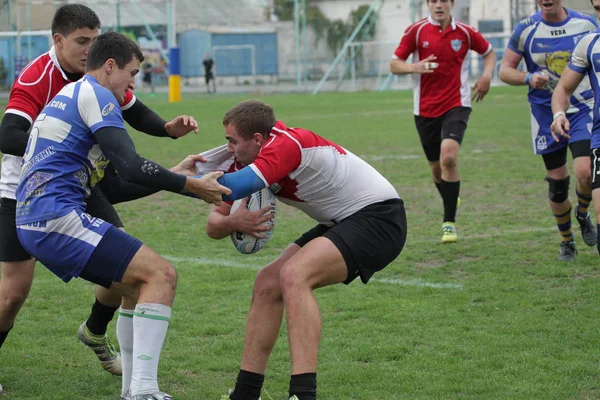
[552,67,585,115]
[471,48,497,102]
[550,35,592,141]
[94,126,229,204]
[122,98,198,139]
[206,198,272,240]
[498,48,549,89]
[96,162,160,204]
[0,113,32,156]
[390,56,438,75]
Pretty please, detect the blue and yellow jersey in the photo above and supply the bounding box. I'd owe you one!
[16,75,125,224]
[508,9,597,112]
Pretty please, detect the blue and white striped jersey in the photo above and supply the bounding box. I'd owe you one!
[569,29,600,135]
[16,75,125,224]
[508,9,597,112]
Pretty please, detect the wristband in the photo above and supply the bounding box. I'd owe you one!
[553,111,566,121]
[525,72,534,86]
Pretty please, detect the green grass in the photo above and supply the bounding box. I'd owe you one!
[2,87,600,399]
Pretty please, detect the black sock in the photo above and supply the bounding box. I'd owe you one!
[85,299,119,336]
[434,181,442,198]
[289,373,317,400]
[0,325,13,349]
[441,179,460,223]
[229,370,264,400]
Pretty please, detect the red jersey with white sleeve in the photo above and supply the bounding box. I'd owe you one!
[393,16,492,118]
[0,46,136,199]
[228,121,400,226]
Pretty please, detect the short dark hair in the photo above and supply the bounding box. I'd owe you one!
[222,100,277,140]
[51,4,101,36]
[86,31,145,71]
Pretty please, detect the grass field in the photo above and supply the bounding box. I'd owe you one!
[1,86,600,400]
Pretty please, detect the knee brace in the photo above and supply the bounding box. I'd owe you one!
[545,176,570,203]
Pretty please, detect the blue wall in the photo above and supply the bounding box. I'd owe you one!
[0,36,49,86]
[179,30,278,77]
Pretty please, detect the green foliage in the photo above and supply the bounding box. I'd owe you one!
[273,1,379,56]
[120,30,137,42]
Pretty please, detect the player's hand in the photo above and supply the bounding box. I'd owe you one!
[528,72,550,90]
[230,197,273,238]
[471,74,492,102]
[184,171,231,205]
[165,115,199,138]
[170,154,207,175]
[550,114,571,142]
[413,55,438,74]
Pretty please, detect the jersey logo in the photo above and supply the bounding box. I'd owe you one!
[546,51,571,78]
[550,29,567,36]
[270,183,281,193]
[422,41,429,48]
[451,39,463,52]
[101,102,115,116]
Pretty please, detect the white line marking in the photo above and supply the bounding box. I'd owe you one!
[370,278,463,289]
[163,256,463,289]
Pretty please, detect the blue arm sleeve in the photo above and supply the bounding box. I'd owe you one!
[188,166,266,201]
[217,167,266,201]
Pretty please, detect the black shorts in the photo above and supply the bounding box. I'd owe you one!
[0,198,32,261]
[205,72,214,84]
[143,74,152,84]
[414,106,472,162]
[293,199,407,284]
[542,140,591,171]
[85,187,124,228]
[590,148,600,189]
[0,188,123,263]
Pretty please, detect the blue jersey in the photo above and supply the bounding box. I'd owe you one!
[569,29,600,144]
[16,75,125,224]
[508,9,597,112]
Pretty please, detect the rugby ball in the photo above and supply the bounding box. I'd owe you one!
[230,187,276,254]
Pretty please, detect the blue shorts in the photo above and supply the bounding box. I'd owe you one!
[530,106,592,155]
[17,209,143,288]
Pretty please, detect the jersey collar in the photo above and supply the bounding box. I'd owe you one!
[48,45,70,82]
[428,15,457,30]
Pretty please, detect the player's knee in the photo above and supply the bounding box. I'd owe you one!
[145,262,178,290]
[279,264,309,296]
[253,267,283,303]
[440,153,458,170]
[0,287,29,317]
[573,163,591,185]
[545,176,570,203]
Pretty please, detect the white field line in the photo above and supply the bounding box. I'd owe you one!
[359,147,503,162]
[288,102,520,121]
[164,255,463,290]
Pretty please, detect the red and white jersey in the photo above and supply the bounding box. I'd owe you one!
[0,46,136,199]
[228,121,400,226]
[393,16,492,118]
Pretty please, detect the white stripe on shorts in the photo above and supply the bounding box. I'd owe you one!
[18,209,103,246]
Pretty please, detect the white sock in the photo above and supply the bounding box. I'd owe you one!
[117,308,134,397]
[129,303,172,396]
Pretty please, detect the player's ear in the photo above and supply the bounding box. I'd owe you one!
[53,33,63,48]
[253,132,265,145]
[105,59,115,74]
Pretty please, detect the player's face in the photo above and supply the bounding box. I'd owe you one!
[107,57,140,104]
[537,0,563,15]
[224,124,263,167]
[592,0,600,19]
[427,0,454,24]
[54,27,99,75]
